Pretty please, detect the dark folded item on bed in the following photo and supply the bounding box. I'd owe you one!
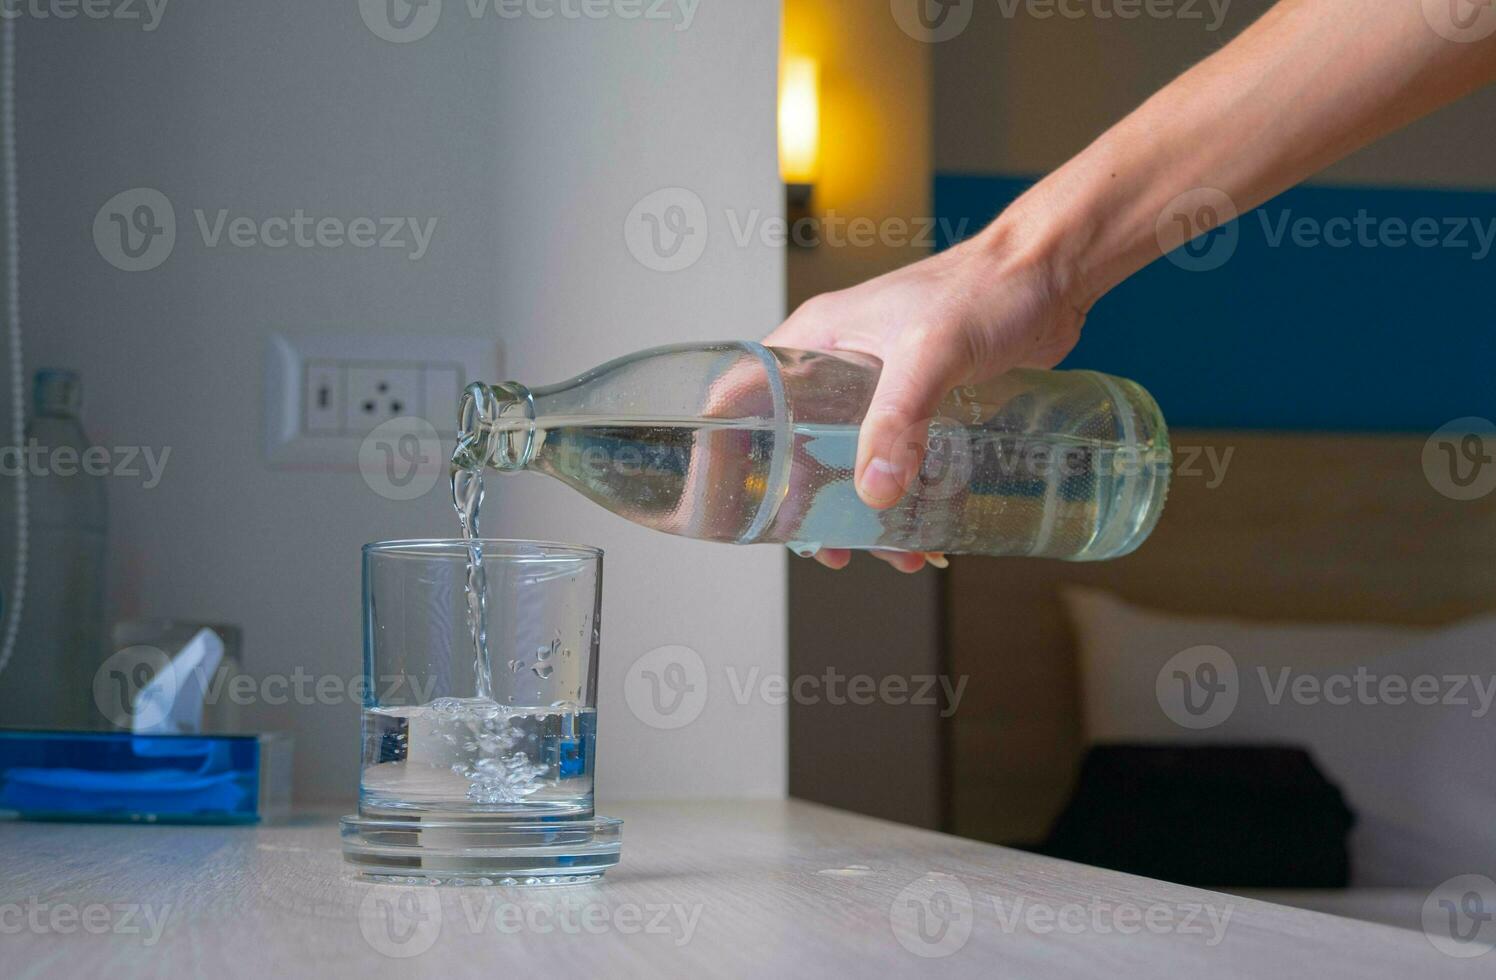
[1035,744,1355,888]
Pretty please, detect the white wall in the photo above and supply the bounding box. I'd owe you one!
[17,1,786,802]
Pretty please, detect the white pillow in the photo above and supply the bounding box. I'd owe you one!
[1064,588,1496,886]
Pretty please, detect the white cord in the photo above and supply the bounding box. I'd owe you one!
[0,16,25,679]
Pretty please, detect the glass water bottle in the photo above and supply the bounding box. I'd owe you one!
[0,370,109,728]
[453,342,1170,560]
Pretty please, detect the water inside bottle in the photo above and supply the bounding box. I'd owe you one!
[451,406,1165,561]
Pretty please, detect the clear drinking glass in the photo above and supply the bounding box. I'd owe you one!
[341,539,621,883]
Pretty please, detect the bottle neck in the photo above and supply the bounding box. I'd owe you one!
[455,381,536,472]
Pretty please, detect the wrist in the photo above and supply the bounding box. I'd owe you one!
[976,130,1181,316]
[969,175,1101,320]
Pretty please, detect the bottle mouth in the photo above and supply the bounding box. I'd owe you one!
[454,381,536,472]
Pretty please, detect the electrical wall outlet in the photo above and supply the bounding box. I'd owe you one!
[266,333,502,469]
[343,364,423,434]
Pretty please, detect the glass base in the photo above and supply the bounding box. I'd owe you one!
[339,812,622,884]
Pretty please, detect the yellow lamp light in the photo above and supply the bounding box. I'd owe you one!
[778,55,820,203]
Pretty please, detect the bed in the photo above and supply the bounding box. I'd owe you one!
[945,429,1496,927]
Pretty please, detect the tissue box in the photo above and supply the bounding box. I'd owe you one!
[0,729,292,824]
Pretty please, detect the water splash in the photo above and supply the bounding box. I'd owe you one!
[427,697,548,804]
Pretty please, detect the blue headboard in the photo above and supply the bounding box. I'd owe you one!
[935,174,1496,432]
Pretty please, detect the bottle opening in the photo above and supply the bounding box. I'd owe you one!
[453,381,536,473]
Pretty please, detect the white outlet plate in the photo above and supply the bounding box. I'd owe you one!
[265,332,502,469]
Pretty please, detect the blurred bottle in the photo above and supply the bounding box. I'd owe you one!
[454,343,1171,560]
[0,369,108,729]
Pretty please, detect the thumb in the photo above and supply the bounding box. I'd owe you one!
[855,330,968,509]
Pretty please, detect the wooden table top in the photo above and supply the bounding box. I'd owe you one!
[2,799,1482,978]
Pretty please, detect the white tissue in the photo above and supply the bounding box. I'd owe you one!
[132,627,224,735]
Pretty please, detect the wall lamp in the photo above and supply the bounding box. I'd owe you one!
[778,54,820,229]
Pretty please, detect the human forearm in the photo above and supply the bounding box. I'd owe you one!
[996,0,1496,309]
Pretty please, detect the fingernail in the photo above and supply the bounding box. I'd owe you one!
[924,553,949,569]
[860,457,908,505]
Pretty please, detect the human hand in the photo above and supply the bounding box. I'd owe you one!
[765,221,1086,572]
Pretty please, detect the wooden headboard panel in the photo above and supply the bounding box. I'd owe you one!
[946,430,1496,845]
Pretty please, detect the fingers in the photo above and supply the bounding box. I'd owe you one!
[872,550,951,573]
[811,548,851,570]
[790,548,948,573]
[871,550,928,573]
[854,328,969,509]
